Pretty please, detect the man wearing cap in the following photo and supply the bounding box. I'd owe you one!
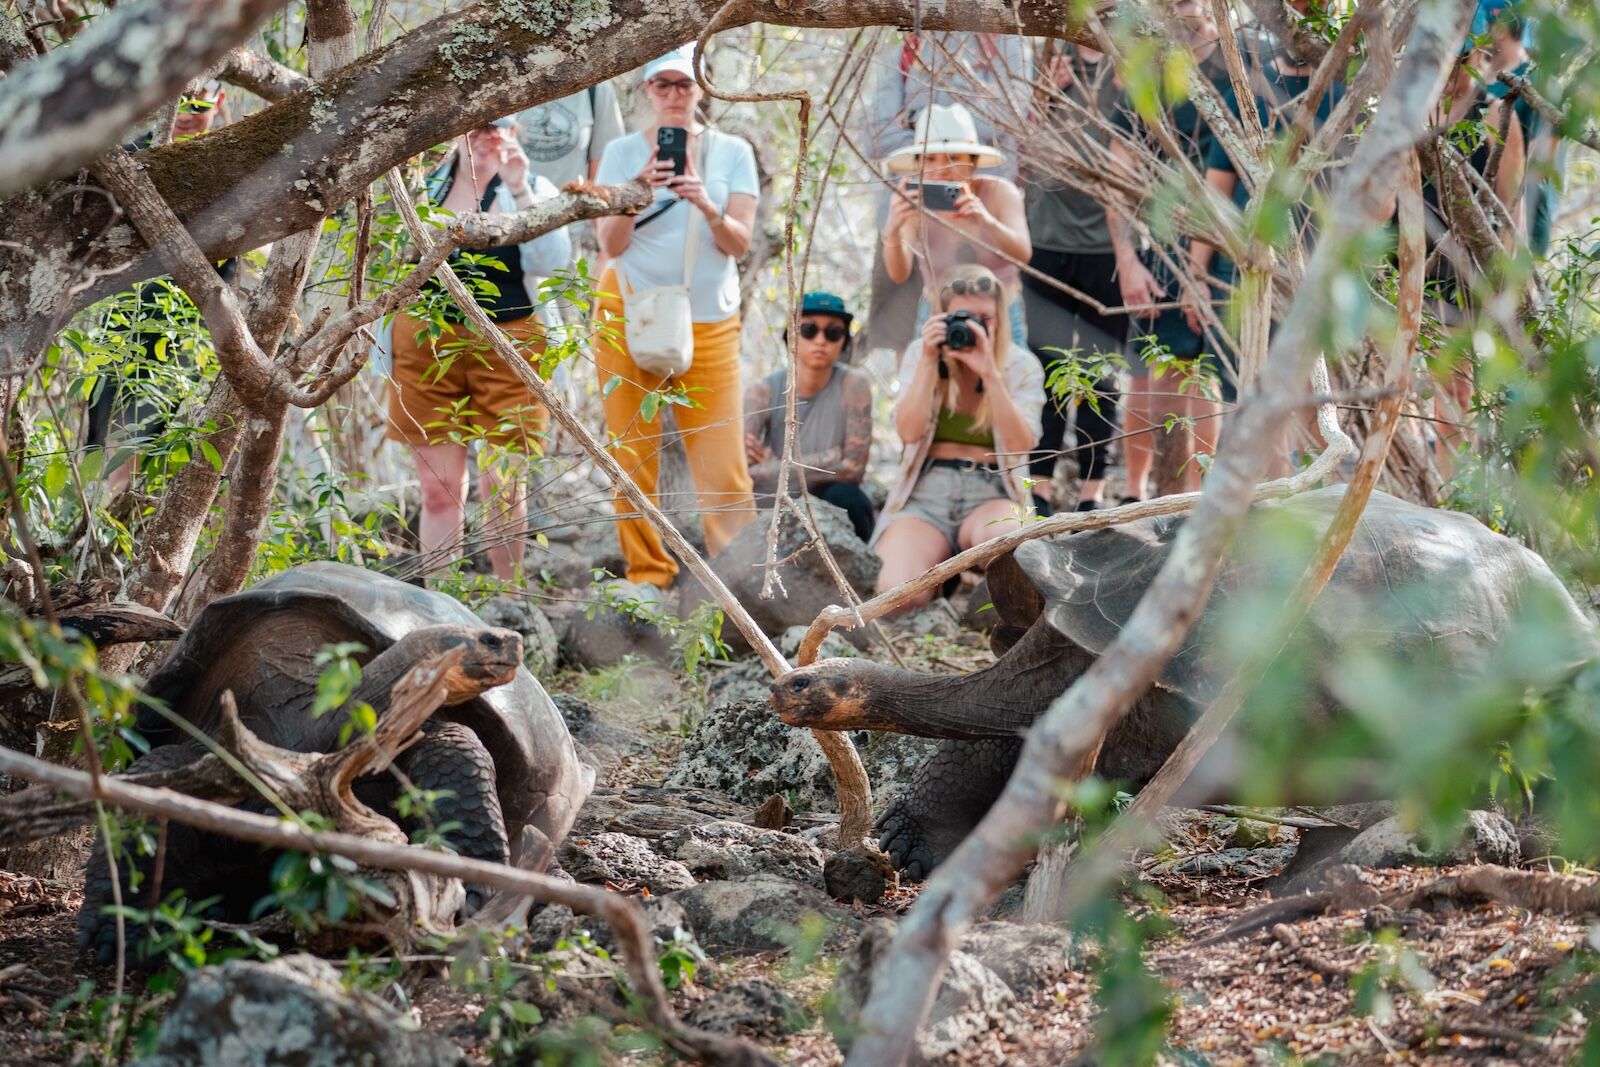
[744,292,876,541]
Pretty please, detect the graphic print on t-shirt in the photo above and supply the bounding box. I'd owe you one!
[522,101,581,162]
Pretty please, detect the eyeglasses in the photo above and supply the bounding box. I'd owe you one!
[941,275,997,299]
[648,78,697,96]
[798,322,847,343]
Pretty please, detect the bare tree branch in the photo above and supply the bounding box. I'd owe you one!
[217,47,312,102]
[0,0,1107,369]
[1499,72,1600,153]
[0,0,287,198]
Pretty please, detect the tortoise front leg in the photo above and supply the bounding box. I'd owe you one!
[79,742,266,964]
[876,737,1024,881]
[358,721,508,914]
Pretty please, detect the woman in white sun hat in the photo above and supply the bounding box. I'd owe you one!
[880,102,1033,348]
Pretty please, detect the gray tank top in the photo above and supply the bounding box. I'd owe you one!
[758,365,849,463]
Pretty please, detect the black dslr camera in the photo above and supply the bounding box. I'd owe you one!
[943,311,983,351]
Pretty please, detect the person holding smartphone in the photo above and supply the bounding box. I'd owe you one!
[387,117,572,583]
[592,46,760,599]
[879,104,1032,349]
[873,265,1044,612]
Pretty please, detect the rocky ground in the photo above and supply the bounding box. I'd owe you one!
[0,505,1593,1065]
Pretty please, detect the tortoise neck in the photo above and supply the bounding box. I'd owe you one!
[863,622,1095,739]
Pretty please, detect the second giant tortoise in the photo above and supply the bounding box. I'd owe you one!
[774,487,1597,878]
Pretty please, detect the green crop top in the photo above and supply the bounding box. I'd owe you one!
[932,409,995,448]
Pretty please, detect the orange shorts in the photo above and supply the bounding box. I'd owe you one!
[386,312,548,450]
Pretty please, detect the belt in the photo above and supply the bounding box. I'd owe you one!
[926,457,1001,474]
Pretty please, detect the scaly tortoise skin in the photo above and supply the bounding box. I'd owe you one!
[80,562,594,960]
[774,487,1598,879]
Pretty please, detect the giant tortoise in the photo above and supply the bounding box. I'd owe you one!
[774,487,1598,878]
[80,562,593,958]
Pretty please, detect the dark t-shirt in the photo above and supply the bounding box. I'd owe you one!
[1203,65,1348,282]
[1112,47,1235,175]
[1024,51,1122,254]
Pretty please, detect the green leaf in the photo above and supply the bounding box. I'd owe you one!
[505,1001,544,1025]
[199,439,223,471]
[43,458,68,499]
[640,391,662,423]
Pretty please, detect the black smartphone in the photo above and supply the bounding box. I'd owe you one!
[907,180,962,212]
[657,126,688,177]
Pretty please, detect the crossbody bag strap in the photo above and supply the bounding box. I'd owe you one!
[680,128,713,287]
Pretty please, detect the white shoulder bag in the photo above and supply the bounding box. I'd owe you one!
[615,131,713,378]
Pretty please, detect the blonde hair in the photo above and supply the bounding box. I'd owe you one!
[936,264,1011,432]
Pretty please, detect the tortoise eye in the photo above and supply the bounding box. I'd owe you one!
[790,676,810,693]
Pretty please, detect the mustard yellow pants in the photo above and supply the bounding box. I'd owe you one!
[594,270,756,588]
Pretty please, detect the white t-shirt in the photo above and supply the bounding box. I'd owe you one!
[514,83,625,190]
[595,128,759,323]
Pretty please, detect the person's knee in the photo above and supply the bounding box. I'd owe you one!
[419,478,464,515]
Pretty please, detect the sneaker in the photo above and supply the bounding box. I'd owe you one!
[1074,499,1102,512]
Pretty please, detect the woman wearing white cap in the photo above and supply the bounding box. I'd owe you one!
[880,103,1033,347]
[592,46,760,596]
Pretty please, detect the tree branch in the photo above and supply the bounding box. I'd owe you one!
[0,0,287,198]
[217,47,312,102]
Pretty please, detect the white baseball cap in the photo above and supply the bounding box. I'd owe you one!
[643,45,697,82]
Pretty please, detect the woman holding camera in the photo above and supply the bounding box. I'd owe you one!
[592,46,760,597]
[880,104,1032,348]
[873,265,1044,609]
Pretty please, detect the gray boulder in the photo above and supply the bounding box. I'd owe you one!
[831,919,1019,1064]
[958,922,1078,998]
[681,501,880,653]
[686,978,806,1039]
[561,601,671,670]
[475,595,559,676]
[556,832,696,892]
[134,955,467,1067]
[1338,810,1520,869]
[668,875,861,955]
[660,821,826,888]
[665,699,940,811]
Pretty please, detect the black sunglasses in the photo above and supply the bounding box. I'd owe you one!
[798,321,848,343]
[941,275,996,299]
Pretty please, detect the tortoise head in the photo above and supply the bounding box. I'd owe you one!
[771,657,901,731]
[396,625,524,704]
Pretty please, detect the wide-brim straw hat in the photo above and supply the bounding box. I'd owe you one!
[884,102,1006,174]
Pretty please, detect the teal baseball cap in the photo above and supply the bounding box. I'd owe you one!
[800,291,852,327]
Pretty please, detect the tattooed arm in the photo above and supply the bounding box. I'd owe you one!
[749,369,874,489]
[744,376,778,492]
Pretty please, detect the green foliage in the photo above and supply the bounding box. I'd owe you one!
[311,641,378,747]
[256,814,397,931]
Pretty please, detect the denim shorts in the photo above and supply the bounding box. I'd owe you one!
[892,461,1012,551]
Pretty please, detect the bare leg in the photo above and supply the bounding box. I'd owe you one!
[1122,377,1157,502]
[412,442,469,574]
[874,515,953,613]
[478,447,529,582]
[957,498,1029,551]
